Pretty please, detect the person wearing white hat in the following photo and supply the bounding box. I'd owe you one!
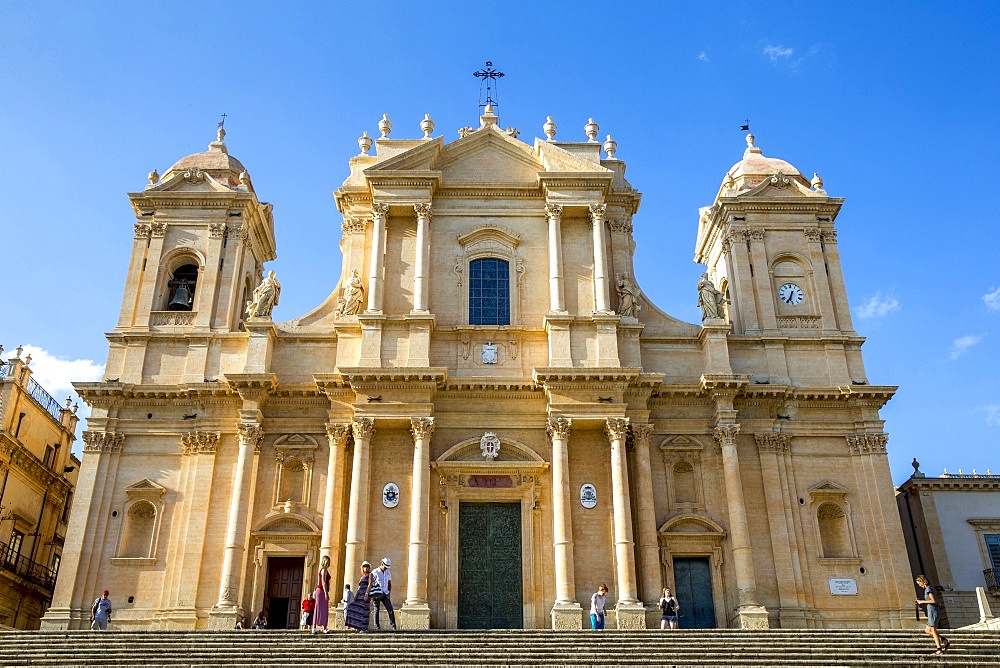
[370,557,396,630]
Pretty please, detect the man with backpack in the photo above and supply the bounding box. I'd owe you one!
[90,590,112,630]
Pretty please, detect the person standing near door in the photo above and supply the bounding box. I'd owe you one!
[370,557,397,630]
[658,587,680,630]
[590,583,608,630]
[312,555,331,634]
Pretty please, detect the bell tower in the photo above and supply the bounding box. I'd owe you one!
[694,133,866,386]
[105,127,276,383]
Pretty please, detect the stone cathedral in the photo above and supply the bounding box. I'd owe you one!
[44,106,914,631]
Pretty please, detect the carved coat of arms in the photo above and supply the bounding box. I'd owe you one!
[482,341,498,364]
[480,432,501,459]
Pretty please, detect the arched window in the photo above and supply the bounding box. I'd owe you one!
[673,461,697,504]
[469,258,510,325]
[817,501,851,558]
[166,263,199,311]
[119,501,156,558]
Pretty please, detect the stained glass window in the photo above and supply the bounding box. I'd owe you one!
[469,258,510,325]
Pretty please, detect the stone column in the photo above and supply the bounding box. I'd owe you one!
[401,417,434,629]
[366,203,389,313]
[714,423,769,628]
[606,417,645,628]
[545,204,566,313]
[412,203,432,313]
[722,230,760,334]
[342,417,375,588]
[630,423,660,605]
[209,422,263,627]
[547,417,582,629]
[589,204,611,313]
[320,423,350,563]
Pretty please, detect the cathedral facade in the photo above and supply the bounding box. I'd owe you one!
[44,106,914,630]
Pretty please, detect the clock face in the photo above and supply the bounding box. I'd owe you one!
[778,283,805,305]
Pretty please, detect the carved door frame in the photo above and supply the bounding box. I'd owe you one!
[248,514,320,618]
[434,458,547,629]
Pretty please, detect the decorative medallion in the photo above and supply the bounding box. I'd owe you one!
[382,483,400,508]
[482,341,498,364]
[580,483,597,509]
[480,432,501,460]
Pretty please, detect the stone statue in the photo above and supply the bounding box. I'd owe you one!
[616,273,641,318]
[246,270,281,318]
[697,272,726,320]
[335,269,365,317]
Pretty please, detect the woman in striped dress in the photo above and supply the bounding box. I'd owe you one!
[345,561,373,633]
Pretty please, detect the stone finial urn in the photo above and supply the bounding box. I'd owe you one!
[584,118,599,142]
[378,114,392,138]
[603,134,617,159]
[543,116,557,141]
[358,131,373,155]
[420,114,435,139]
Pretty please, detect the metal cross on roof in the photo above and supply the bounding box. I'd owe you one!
[473,61,505,112]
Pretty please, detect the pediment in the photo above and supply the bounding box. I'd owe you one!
[437,435,544,463]
[535,140,614,175]
[364,137,444,173]
[659,435,706,451]
[255,514,319,534]
[808,479,849,501]
[124,478,166,499]
[145,169,237,194]
[436,127,542,185]
[738,172,820,198]
[273,433,320,451]
[659,513,726,535]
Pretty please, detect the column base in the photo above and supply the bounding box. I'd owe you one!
[39,607,77,630]
[615,601,647,629]
[333,603,347,630]
[208,605,244,630]
[399,603,432,629]
[733,604,770,629]
[551,603,583,630]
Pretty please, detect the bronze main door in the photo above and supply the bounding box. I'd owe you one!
[458,502,523,628]
[265,556,304,629]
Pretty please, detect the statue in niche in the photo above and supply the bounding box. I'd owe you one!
[697,272,727,320]
[246,270,281,318]
[616,273,642,319]
[335,269,365,317]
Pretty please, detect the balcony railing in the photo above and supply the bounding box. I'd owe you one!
[26,376,62,421]
[985,568,1000,593]
[0,541,57,592]
[0,362,13,377]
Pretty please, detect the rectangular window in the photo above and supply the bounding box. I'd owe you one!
[469,258,510,326]
[43,445,55,468]
[986,534,1000,569]
[7,530,23,565]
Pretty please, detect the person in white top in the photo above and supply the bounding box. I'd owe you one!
[370,557,396,630]
[590,583,608,630]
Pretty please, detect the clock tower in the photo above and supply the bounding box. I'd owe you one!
[694,133,866,386]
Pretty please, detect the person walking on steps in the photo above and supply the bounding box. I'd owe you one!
[90,589,112,630]
[345,560,374,633]
[370,557,397,630]
[659,587,680,630]
[590,583,608,630]
[916,575,950,655]
[312,555,332,633]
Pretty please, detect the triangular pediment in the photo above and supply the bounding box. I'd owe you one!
[436,126,542,185]
[124,478,166,499]
[364,137,444,173]
[739,172,821,199]
[145,169,237,194]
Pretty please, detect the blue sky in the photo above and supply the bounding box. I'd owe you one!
[1,2,997,484]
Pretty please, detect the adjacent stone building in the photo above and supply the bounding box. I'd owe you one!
[0,349,80,629]
[897,466,1000,627]
[45,107,914,630]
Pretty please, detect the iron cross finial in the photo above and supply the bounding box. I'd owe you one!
[473,61,505,112]
[218,112,227,130]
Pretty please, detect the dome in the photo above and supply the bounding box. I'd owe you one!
[162,128,247,188]
[724,133,807,191]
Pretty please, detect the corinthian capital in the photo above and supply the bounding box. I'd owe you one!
[237,422,264,450]
[351,417,376,441]
[372,202,390,218]
[713,423,740,446]
[410,417,435,440]
[754,432,789,453]
[181,431,221,455]
[847,432,888,455]
[605,417,630,441]
[82,431,125,453]
[325,423,351,447]
[588,203,607,223]
[544,203,563,219]
[413,202,432,219]
[546,417,572,441]
[630,423,654,446]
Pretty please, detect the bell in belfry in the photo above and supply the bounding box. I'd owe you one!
[168,281,193,311]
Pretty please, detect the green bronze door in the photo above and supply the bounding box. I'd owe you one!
[458,502,523,628]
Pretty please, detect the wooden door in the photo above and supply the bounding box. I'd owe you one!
[265,556,304,629]
[672,556,716,628]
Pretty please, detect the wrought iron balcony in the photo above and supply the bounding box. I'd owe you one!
[984,568,1000,593]
[0,541,57,592]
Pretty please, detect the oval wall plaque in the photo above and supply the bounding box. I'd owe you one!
[382,482,400,508]
[580,483,597,508]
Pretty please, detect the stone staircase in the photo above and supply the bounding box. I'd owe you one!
[4,629,1000,666]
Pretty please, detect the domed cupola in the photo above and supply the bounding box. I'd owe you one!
[722,133,809,193]
[161,127,249,190]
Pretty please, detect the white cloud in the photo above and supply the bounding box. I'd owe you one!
[983,287,1000,312]
[11,344,104,398]
[856,292,901,319]
[981,405,1000,426]
[697,51,709,62]
[764,45,793,63]
[950,334,983,360]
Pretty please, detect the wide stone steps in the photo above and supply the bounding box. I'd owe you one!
[4,629,1000,666]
